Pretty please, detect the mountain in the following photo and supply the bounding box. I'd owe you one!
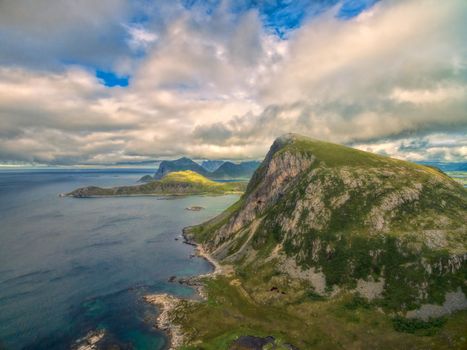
[178,134,467,348]
[67,171,246,197]
[201,160,225,172]
[187,134,467,316]
[210,160,261,180]
[137,175,154,183]
[145,157,260,181]
[154,157,209,179]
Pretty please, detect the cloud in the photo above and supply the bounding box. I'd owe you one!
[0,0,135,70]
[353,133,467,162]
[125,24,158,54]
[0,0,466,164]
[390,85,466,105]
[193,0,467,160]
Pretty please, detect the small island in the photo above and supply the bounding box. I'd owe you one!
[66,171,246,198]
[185,206,204,211]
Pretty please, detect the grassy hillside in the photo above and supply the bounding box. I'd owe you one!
[67,170,246,197]
[155,157,210,179]
[174,276,467,350]
[175,134,467,349]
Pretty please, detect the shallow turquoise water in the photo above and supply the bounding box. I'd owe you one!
[0,169,239,349]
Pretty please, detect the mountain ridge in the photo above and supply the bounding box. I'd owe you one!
[154,157,209,179]
[201,160,225,172]
[144,157,261,181]
[187,133,466,307]
[148,134,467,349]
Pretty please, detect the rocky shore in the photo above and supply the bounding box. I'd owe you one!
[143,294,184,350]
[143,227,224,349]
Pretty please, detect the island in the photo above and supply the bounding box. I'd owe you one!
[66,170,246,198]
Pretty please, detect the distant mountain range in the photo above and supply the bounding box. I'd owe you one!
[417,161,467,172]
[209,160,260,180]
[146,157,260,181]
[201,160,224,172]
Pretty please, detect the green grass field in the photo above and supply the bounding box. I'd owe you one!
[174,275,467,350]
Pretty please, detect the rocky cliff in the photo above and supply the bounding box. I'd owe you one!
[187,134,467,313]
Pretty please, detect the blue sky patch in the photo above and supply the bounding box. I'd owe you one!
[180,0,379,37]
[96,70,129,87]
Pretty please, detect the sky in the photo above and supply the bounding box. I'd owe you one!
[0,0,466,166]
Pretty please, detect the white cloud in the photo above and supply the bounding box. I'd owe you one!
[0,0,132,69]
[125,25,158,52]
[0,0,466,164]
[353,134,467,162]
[192,0,467,159]
[390,86,466,105]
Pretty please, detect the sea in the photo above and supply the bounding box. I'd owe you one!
[0,169,239,349]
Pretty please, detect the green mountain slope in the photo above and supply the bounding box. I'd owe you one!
[177,134,467,349]
[190,134,466,300]
[67,171,246,197]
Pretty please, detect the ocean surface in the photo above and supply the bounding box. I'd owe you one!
[0,169,240,349]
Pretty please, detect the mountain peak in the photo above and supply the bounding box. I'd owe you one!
[154,157,208,179]
[187,135,466,314]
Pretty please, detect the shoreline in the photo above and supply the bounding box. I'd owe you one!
[144,227,224,350]
[62,191,243,199]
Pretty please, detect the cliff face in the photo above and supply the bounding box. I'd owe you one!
[188,134,467,312]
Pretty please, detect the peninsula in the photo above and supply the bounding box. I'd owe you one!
[67,170,246,198]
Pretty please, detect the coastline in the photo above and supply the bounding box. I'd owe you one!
[62,191,243,198]
[144,227,224,350]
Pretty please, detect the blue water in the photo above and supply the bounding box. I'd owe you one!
[0,169,239,349]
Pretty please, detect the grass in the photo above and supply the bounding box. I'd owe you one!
[184,136,466,313]
[68,170,247,197]
[392,316,446,336]
[173,135,467,349]
[161,171,219,186]
[173,275,467,349]
[277,135,456,185]
[343,295,372,310]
